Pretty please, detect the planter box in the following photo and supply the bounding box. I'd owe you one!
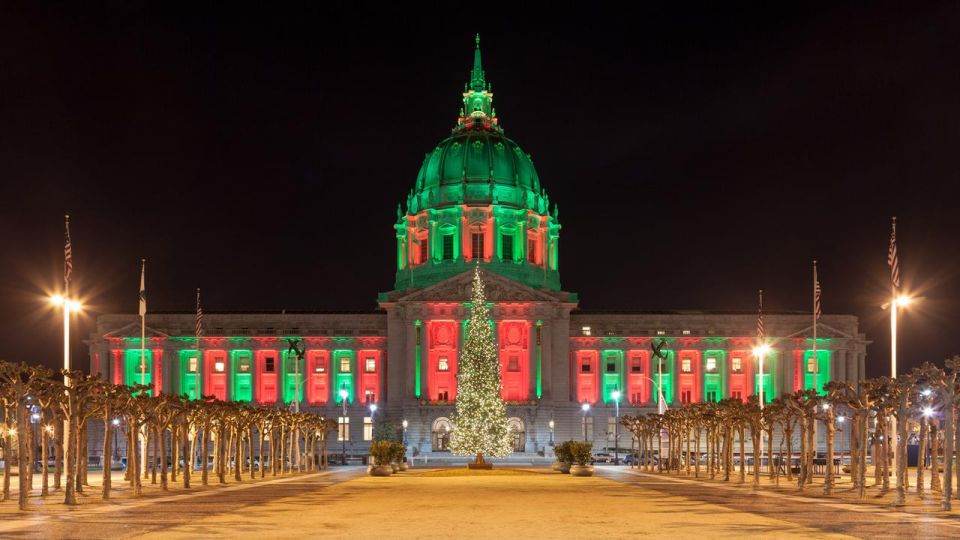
[369,465,393,477]
[570,465,594,477]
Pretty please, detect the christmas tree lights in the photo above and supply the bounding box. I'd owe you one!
[450,267,513,464]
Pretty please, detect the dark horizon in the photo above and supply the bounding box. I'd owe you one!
[2,3,959,378]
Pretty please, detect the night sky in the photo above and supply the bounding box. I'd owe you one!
[3,3,959,377]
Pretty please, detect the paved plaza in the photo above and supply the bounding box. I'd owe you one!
[3,466,960,539]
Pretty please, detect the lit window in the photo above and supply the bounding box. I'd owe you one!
[630,358,643,373]
[681,359,692,373]
[265,357,275,373]
[732,357,742,373]
[340,357,350,373]
[188,357,198,373]
[682,330,691,336]
[214,361,225,373]
[363,417,373,441]
[314,363,325,374]
[471,232,484,259]
[508,356,520,372]
[656,330,666,336]
[365,358,376,373]
[581,326,591,336]
[706,358,717,373]
[501,233,514,261]
[238,359,251,373]
[442,234,455,261]
[365,390,375,403]
[438,357,449,372]
[338,417,349,441]
[807,356,818,373]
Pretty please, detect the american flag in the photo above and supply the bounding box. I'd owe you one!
[138,259,146,318]
[814,263,822,321]
[195,288,204,339]
[756,289,764,338]
[888,217,900,288]
[64,215,73,286]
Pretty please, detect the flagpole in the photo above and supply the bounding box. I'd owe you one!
[813,260,819,398]
[196,288,203,400]
[888,217,899,482]
[140,259,147,389]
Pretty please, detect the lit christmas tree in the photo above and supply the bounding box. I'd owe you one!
[450,267,513,466]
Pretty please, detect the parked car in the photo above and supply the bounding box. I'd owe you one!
[591,452,615,464]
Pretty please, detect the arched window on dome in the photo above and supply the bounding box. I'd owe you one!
[411,230,429,266]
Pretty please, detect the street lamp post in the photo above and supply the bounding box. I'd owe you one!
[887,294,912,474]
[548,419,555,447]
[50,295,81,454]
[402,419,408,445]
[339,387,348,466]
[581,403,590,442]
[611,389,621,465]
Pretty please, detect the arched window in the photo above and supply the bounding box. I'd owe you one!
[432,417,454,452]
[507,417,525,452]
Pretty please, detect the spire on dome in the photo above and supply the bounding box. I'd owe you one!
[470,33,485,91]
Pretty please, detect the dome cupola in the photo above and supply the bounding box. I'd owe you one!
[393,36,561,292]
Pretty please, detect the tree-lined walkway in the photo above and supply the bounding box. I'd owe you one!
[0,467,366,538]
[601,466,960,539]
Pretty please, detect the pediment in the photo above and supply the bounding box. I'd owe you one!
[393,269,571,304]
[103,322,170,339]
[783,322,853,340]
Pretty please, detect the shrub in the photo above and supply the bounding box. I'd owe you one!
[391,442,407,463]
[369,440,394,465]
[555,441,573,464]
[569,441,593,466]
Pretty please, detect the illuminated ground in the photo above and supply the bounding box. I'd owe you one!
[3,466,960,538]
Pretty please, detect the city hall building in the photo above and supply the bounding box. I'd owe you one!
[86,39,867,460]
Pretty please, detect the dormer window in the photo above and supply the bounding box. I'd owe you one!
[340,357,351,373]
[732,357,742,373]
[471,232,484,260]
[681,359,692,373]
[706,357,717,373]
[438,357,450,372]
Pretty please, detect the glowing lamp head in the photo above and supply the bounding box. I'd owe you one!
[67,300,82,311]
[50,294,64,306]
[31,413,40,421]
[338,388,348,400]
[402,419,408,429]
[581,402,590,412]
[548,420,555,430]
[369,403,378,413]
[823,403,831,411]
[923,407,934,418]
[895,295,912,307]
[837,416,845,423]
[922,389,932,397]
[44,425,54,433]
[611,390,621,402]
[753,344,771,356]
[112,418,121,426]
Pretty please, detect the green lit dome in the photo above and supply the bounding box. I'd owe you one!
[412,128,542,211]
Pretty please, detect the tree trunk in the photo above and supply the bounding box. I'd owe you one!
[75,421,84,493]
[183,422,191,489]
[917,416,927,494]
[931,421,942,493]
[54,419,63,490]
[159,427,168,491]
[824,411,835,496]
[248,427,255,479]
[942,402,955,511]
[894,412,908,505]
[41,420,50,496]
[63,415,78,505]
[784,424,794,482]
[18,402,31,510]
[171,423,179,483]
[102,415,112,499]
[751,423,761,487]
[235,427,243,482]
[201,426,209,486]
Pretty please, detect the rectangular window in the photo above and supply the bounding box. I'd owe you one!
[607,417,617,442]
[583,416,594,441]
[581,326,591,336]
[527,238,537,263]
[365,358,376,373]
[706,390,718,402]
[265,356,275,373]
[656,330,666,336]
[214,361,225,373]
[706,357,717,373]
[681,390,692,404]
[580,362,591,373]
[442,234,455,261]
[418,237,429,264]
[501,234,513,261]
[438,390,449,401]
[340,357,351,373]
[438,357,449,372]
[606,361,616,373]
[314,363,325,373]
[338,417,349,441]
[681,359,692,373]
[363,417,373,441]
[508,356,520,372]
[732,357,742,373]
[188,357,198,373]
[682,329,691,335]
[630,358,643,373]
[630,392,642,404]
[238,359,251,373]
[472,232,484,260]
[365,390,375,403]
[732,390,743,400]
[807,356,818,373]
